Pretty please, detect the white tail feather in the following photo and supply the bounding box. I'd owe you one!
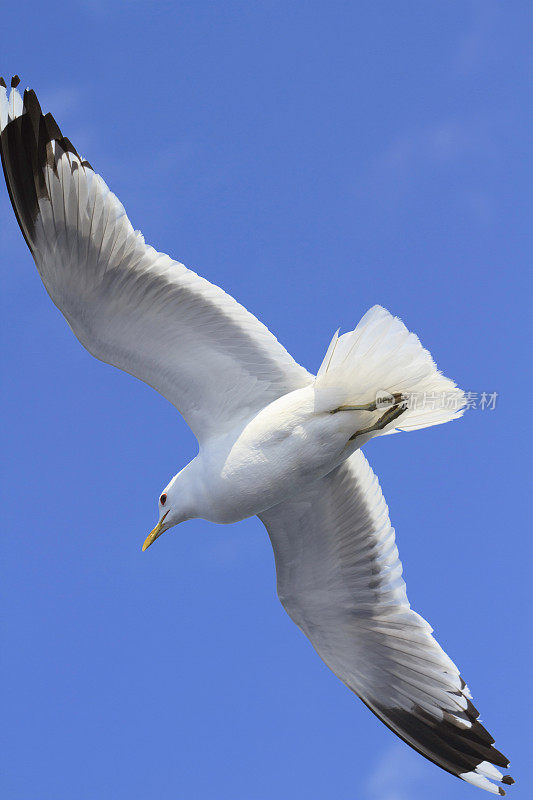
[315,305,465,434]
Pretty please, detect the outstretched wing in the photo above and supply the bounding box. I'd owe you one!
[260,451,513,795]
[0,77,311,443]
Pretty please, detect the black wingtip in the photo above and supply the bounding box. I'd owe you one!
[498,789,505,796]
[11,75,20,88]
[0,76,6,88]
[80,159,94,171]
[502,775,515,785]
[23,87,39,106]
[59,136,80,159]
[23,89,43,121]
[43,112,62,141]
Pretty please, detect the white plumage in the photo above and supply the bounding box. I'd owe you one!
[0,77,513,795]
[261,452,509,794]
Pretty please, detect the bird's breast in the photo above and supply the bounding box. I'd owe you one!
[196,387,352,523]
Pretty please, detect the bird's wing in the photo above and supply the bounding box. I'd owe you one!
[0,78,312,443]
[259,451,513,795]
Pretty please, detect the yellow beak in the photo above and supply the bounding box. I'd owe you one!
[142,510,170,552]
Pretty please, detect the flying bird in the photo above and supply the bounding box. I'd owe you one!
[0,76,514,795]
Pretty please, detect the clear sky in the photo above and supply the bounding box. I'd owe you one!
[1,2,531,799]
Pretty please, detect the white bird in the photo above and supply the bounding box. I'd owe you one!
[0,76,513,795]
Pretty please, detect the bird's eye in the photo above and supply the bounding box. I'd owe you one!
[160,493,167,506]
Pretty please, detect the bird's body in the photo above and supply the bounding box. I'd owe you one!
[0,76,514,795]
[180,387,365,524]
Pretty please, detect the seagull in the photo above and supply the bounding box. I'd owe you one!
[0,76,513,795]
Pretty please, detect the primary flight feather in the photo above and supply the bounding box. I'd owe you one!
[0,76,513,795]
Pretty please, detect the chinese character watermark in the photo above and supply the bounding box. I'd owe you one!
[375,390,499,411]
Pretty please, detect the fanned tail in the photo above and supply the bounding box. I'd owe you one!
[315,305,465,434]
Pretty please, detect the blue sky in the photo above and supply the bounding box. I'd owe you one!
[1,2,531,799]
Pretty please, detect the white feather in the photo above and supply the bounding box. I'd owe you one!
[261,451,510,793]
[0,85,311,444]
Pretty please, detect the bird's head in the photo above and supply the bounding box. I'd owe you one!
[141,477,188,551]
